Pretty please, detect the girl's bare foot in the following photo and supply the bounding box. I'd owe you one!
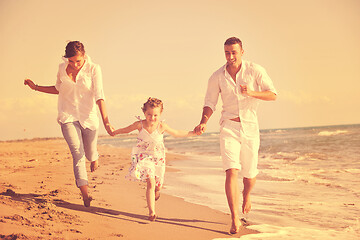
[149,214,157,222]
[90,160,99,172]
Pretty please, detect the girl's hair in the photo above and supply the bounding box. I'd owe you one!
[224,37,243,49]
[142,97,164,112]
[64,41,85,58]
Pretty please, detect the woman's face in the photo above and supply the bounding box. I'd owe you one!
[68,53,85,71]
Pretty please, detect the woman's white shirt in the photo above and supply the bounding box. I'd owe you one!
[55,55,105,130]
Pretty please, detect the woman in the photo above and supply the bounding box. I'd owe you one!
[24,41,114,207]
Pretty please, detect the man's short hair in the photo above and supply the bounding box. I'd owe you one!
[224,37,243,48]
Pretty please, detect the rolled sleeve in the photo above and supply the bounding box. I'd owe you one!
[256,65,277,95]
[204,73,220,112]
[55,64,63,91]
[93,64,105,101]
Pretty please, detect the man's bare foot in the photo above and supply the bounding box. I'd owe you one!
[229,217,241,234]
[242,193,251,214]
[90,160,99,172]
[242,177,255,214]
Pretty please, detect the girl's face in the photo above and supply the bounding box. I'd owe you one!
[144,107,162,125]
[68,53,85,71]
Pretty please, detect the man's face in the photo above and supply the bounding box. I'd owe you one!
[224,44,243,67]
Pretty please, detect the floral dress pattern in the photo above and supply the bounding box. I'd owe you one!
[126,120,166,187]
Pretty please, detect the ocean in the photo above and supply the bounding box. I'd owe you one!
[98,124,360,239]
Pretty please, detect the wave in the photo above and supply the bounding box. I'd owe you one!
[318,130,348,136]
[218,223,360,240]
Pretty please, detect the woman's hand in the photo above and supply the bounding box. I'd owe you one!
[105,123,116,136]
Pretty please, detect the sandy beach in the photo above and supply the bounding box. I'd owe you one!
[0,137,257,239]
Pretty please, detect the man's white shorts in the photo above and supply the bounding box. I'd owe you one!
[220,119,260,178]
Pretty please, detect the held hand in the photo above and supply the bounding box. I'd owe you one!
[194,123,206,135]
[105,123,116,136]
[24,79,37,90]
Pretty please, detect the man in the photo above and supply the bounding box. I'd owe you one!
[194,37,277,234]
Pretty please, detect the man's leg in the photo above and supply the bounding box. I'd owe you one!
[225,168,241,233]
[243,177,256,214]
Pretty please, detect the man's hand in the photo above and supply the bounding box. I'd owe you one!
[194,123,206,135]
[240,85,253,97]
[24,79,37,90]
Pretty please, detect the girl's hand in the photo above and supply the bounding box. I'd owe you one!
[24,79,37,90]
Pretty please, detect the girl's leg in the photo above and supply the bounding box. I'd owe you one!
[61,122,90,206]
[146,178,156,220]
[155,185,161,201]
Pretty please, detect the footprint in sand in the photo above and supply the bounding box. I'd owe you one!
[110,233,124,238]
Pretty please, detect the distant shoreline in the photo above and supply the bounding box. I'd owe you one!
[2,123,359,142]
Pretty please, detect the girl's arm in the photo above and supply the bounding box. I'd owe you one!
[162,122,196,138]
[113,121,141,135]
[24,79,59,94]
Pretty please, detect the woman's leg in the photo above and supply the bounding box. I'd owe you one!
[81,126,99,172]
[61,122,90,205]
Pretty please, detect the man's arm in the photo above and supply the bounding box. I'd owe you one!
[194,106,213,135]
[240,85,277,101]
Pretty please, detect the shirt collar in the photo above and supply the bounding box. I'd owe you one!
[223,61,244,79]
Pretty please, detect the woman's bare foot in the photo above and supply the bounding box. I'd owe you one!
[90,160,99,172]
[83,196,93,207]
[229,217,241,234]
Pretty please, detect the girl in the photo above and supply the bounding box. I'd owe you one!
[113,97,195,221]
[24,41,115,207]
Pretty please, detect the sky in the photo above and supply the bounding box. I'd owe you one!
[0,0,359,140]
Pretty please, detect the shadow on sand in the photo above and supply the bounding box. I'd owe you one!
[1,189,228,235]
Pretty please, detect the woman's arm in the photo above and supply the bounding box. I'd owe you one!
[113,121,141,135]
[162,122,196,138]
[24,79,59,94]
[96,99,115,136]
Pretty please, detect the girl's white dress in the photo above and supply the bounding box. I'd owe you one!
[126,120,166,187]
